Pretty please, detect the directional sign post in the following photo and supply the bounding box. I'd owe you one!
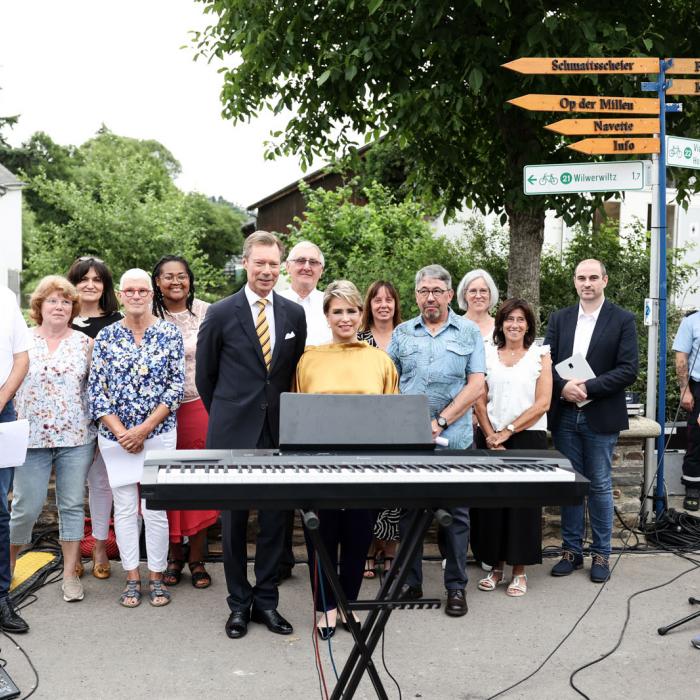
[666,134,700,169]
[545,118,660,135]
[523,161,648,195]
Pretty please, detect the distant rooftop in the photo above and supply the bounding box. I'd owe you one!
[0,162,23,188]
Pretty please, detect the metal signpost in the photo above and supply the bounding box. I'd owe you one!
[505,56,700,519]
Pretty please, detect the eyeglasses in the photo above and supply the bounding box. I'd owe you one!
[45,298,73,308]
[416,288,449,298]
[466,288,490,297]
[121,289,152,298]
[289,257,323,268]
[77,256,104,264]
[159,273,188,282]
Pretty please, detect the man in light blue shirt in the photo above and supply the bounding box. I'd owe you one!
[388,264,485,617]
[673,310,700,510]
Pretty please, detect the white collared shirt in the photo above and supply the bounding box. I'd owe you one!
[0,286,31,388]
[278,287,331,346]
[572,299,604,359]
[244,284,276,355]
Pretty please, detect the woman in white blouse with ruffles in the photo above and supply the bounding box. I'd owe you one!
[471,299,552,597]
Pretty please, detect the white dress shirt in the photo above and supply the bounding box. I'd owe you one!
[244,284,276,355]
[572,299,604,359]
[0,286,31,388]
[278,287,331,346]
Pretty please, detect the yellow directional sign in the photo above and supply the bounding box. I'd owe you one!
[567,138,660,154]
[502,57,700,75]
[666,79,700,95]
[545,118,660,135]
[503,57,660,74]
[508,94,659,114]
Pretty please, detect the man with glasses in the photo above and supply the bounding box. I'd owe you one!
[0,286,30,632]
[388,264,485,617]
[279,240,332,347]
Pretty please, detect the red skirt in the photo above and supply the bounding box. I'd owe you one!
[167,398,220,542]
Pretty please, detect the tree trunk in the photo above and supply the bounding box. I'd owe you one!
[505,205,545,309]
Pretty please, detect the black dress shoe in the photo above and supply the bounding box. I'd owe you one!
[0,598,29,633]
[316,625,335,640]
[225,609,250,639]
[250,607,293,635]
[445,589,468,617]
[398,584,423,601]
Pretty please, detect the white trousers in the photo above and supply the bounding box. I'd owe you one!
[109,429,175,572]
[87,449,113,541]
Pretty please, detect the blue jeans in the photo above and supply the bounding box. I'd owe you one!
[552,408,618,558]
[10,442,94,544]
[0,401,16,600]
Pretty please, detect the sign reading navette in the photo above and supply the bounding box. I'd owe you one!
[508,94,659,114]
[545,118,660,135]
[523,161,648,195]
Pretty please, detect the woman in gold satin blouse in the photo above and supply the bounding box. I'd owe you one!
[295,280,398,639]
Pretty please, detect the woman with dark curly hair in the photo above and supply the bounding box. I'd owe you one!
[152,255,218,589]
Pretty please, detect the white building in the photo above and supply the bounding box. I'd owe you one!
[0,163,23,298]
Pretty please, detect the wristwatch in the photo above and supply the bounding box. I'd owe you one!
[506,423,516,433]
[436,416,449,430]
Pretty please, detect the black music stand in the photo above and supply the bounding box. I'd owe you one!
[657,597,700,636]
[281,393,440,699]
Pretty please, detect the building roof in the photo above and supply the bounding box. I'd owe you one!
[0,162,23,188]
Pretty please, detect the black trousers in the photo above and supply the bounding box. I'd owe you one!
[222,417,285,612]
[303,509,374,612]
[682,379,700,486]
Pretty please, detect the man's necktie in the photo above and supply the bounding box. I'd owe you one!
[255,300,272,371]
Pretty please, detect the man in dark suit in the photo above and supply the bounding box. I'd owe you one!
[196,231,307,639]
[544,259,638,583]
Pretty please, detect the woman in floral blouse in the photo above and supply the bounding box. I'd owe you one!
[10,276,96,604]
[89,269,184,608]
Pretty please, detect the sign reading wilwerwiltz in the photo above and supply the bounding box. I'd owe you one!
[503,57,700,75]
[667,135,700,169]
[523,161,648,195]
[545,118,660,135]
[567,138,660,154]
[666,79,700,95]
[508,94,659,114]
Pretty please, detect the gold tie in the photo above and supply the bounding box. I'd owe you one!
[255,300,272,371]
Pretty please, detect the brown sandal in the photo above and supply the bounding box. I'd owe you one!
[188,561,211,589]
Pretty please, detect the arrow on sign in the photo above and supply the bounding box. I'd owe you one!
[545,118,660,135]
[527,175,536,185]
[567,138,660,154]
[666,79,700,95]
[502,57,660,74]
[508,94,659,114]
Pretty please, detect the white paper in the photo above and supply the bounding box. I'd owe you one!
[98,430,176,488]
[0,419,30,468]
[554,353,596,407]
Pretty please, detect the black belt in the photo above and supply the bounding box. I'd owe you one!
[561,401,585,412]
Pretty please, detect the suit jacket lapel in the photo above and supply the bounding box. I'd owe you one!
[270,292,287,372]
[586,299,612,360]
[234,289,266,369]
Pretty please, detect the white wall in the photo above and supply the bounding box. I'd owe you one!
[0,188,22,293]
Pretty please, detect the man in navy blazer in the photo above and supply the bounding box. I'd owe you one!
[544,259,638,583]
[196,231,306,639]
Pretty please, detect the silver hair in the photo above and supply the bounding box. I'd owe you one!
[415,264,451,290]
[322,280,363,314]
[119,268,152,289]
[455,269,499,311]
[287,240,325,267]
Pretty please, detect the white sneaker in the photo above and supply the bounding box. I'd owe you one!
[62,576,84,602]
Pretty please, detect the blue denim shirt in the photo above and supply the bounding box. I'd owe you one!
[387,309,485,448]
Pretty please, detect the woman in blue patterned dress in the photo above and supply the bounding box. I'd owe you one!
[89,269,184,608]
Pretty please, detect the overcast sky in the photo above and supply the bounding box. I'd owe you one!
[0,0,319,209]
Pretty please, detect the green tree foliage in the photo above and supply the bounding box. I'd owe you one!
[19,130,245,298]
[193,0,700,306]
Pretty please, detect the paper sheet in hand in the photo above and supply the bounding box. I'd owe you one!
[554,353,596,407]
[98,430,176,487]
[0,419,29,468]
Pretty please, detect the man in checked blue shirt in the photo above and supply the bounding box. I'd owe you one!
[388,264,485,617]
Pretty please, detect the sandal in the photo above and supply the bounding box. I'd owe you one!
[363,558,376,579]
[188,561,212,589]
[506,574,528,597]
[119,579,142,608]
[684,487,700,512]
[478,569,504,591]
[163,559,185,586]
[148,579,171,607]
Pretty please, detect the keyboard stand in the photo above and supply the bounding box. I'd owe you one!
[301,507,448,699]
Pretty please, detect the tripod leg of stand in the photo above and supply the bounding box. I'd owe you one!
[657,597,700,635]
[301,509,389,700]
[340,508,436,699]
